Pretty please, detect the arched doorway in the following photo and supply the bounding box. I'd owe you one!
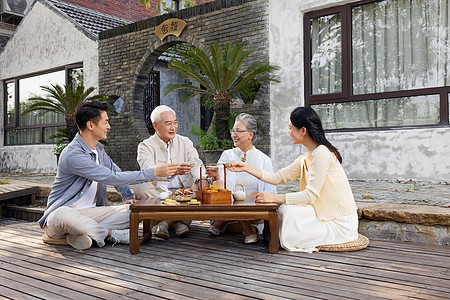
[133,39,211,146]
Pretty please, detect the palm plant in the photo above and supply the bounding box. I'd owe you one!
[163,41,280,142]
[22,84,110,147]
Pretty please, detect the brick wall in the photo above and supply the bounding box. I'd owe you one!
[98,0,270,171]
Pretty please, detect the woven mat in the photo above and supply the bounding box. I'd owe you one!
[317,234,369,252]
[225,222,243,233]
[42,233,68,245]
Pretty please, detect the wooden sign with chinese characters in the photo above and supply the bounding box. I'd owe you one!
[154,18,187,41]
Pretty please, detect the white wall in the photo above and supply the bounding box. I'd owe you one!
[0,1,99,173]
[268,0,450,181]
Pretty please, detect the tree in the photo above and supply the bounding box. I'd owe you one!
[139,0,197,13]
[163,41,280,141]
[22,84,110,145]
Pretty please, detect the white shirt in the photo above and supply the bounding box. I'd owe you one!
[218,147,276,196]
[155,138,183,190]
[69,148,99,210]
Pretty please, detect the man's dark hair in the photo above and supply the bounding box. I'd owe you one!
[75,100,109,131]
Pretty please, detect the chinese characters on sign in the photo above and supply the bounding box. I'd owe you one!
[154,18,187,41]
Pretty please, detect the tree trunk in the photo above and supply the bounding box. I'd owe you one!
[213,96,231,142]
[66,114,78,142]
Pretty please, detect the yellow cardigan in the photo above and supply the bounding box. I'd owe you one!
[261,145,357,221]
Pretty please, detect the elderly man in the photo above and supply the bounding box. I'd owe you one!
[134,105,203,239]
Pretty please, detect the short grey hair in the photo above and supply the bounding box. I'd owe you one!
[150,105,176,123]
[235,113,258,142]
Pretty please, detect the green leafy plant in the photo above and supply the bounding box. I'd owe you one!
[190,125,233,150]
[163,41,280,143]
[0,178,10,185]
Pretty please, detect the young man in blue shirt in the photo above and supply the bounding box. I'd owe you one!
[38,100,178,250]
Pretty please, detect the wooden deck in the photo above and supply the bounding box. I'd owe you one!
[0,218,448,300]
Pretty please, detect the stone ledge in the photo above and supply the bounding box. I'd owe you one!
[357,202,450,226]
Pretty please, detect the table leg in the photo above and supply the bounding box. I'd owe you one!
[143,219,151,236]
[268,212,279,254]
[129,212,140,254]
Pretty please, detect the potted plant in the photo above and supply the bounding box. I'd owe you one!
[22,83,110,159]
[163,41,280,145]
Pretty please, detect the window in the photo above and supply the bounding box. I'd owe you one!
[4,64,83,145]
[305,0,450,130]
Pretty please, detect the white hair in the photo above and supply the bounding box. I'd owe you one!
[235,113,258,142]
[150,105,176,123]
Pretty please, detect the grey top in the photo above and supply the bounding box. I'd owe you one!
[38,133,155,228]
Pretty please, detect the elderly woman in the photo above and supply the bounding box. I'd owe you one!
[206,113,276,244]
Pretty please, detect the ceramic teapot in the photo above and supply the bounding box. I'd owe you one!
[232,183,246,201]
[158,185,173,200]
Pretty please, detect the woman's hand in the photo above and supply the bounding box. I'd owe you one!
[227,161,263,180]
[255,192,285,204]
[226,161,248,172]
[154,163,179,177]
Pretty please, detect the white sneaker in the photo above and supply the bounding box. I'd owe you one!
[244,233,259,244]
[151,222,169,239]
[108,229,129,245]
[66,234,92,250]
[174,221,190,237]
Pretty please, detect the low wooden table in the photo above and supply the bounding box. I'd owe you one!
[129,198,279,254]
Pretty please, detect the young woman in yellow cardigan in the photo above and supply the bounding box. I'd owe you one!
[227,107,358,252]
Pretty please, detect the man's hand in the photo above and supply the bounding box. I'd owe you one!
[255,192,285,204]
[154,163,179,177]
[125,199,139,204]
[176,162,193,175]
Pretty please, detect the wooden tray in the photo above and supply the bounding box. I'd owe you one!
[197,163,232,204]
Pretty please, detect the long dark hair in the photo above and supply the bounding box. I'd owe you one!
[290,107,342,163]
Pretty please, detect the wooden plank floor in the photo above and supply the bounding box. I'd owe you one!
[0,218,448,300]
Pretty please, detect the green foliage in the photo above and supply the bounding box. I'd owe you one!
[0,178,10,185]
[53,142,68,155]
[190,125,232,150]
[163,41,280,142]
[139,0,197,13]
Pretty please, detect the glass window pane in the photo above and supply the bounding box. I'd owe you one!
[5,128,40,145]
[19,70,65,126]
[352,0,450,95]
[310,13,342,95]
[44,126,66,143]
[448,94,450,124]
[5,82,15,126]
[312,95,440,129]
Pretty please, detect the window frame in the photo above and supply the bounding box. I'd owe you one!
[3,63,83,145]
[304,0,450,131]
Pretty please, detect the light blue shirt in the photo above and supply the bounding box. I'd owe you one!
[38,133,155,228]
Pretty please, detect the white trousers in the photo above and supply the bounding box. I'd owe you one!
[44,205,130,247]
